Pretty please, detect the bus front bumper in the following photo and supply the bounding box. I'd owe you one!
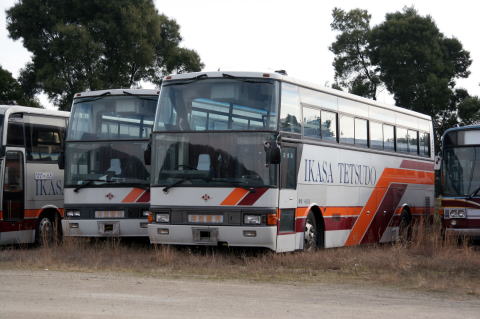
[444,228,480,238]
[62,219,148,237]
[148,224,277,250]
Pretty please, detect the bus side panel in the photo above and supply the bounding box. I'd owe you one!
[25,162,64,214]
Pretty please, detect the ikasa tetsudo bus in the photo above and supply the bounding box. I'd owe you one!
[0,105,69,245]
[147,71,434,252]
[61,89,158,238]
[437,125,480,238]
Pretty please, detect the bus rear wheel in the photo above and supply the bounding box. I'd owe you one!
[304,212,317,251]
[398,209,412,244]
[36,217,54,246]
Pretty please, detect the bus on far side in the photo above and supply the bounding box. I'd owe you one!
[0,105,69,245]
[437,125,480,238]
[147,71,434,252]
[61,89,158,238]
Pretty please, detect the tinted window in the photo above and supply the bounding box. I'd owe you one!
[384,124,395,151]
[396,127,408,153]
[420,132,430,157]
[303,107,320,138]
[354,118,368,147]
[281,147,297,189]
[339,115,354,144]
[408,130,418,155]
[321,110,337,142]
[26,124,64,162]
[370,121,383,149]
[280,83,302,133]
[7,122,25,146]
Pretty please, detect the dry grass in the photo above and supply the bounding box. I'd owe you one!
[1,221,479,296]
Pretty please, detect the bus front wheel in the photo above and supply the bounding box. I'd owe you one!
[304,212,318,251]
[36,217,54,246]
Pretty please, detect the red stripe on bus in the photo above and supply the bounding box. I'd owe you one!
[136,190,150,203]
[237,188,268,205]
[400,160,434,171]
[0,219,37,232]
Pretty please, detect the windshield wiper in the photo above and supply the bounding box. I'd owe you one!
[467,185,480,199]
[73,91,111,104]
[162,73,208,87]
[162,178,190,193]
[122,90,158,102]
[222,73,273,84]
[73,179,114,193]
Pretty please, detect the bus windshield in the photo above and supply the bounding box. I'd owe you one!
[155,78,279,131]
[152,132,278,188]
[442,146,480,197]
[68,95,157,141]
[65,141,150,187]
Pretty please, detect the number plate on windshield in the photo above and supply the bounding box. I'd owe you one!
[188,214,223,224]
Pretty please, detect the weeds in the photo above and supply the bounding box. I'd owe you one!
[0,222,479,296]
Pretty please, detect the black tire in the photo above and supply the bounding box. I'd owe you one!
[398,209,412,244]
[36,217,54,246]
[304,211,318,251]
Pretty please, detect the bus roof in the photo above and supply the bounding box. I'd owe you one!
[0,105,69,118]
[443,124,480,137]
[162,71,431,121]
[74,88,159,98]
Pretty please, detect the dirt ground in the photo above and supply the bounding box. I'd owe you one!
[0,269,479,318]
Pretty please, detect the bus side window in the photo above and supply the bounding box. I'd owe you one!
[280,83,302,134]
[281,146,297,189]
[26,124,64,162]
[7,122,25,147]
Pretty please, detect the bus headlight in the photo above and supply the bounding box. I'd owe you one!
[156,213,170,223]
[66,210,80,217]
[244,215,261,225]
[445,208,466,219]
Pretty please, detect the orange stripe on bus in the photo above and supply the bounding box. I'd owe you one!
[122,188,145,203]
[221,188,249,206]
[323,206,363,217]
[344,168,434,246]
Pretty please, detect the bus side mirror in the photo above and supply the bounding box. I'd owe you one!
[434,155,441,171]
[58,151,65,170]
[264,141,281,165]
[144,143,152,166]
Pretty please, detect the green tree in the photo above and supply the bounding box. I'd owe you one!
[368,7,471,143]
[7,0,203,110]
[458,95,480,125]
[0,65,41,107]
[329,8,381,99]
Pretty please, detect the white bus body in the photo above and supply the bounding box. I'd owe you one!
[61,89,158,237]
[148,72,434,252]
[0,105,69,245]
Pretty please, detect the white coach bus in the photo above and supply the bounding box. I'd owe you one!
[0,105,69,245]
[147,71,434,252]
[61,89,158,238]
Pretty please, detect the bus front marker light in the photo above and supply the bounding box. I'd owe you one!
[244,215,261,225]
[142,211,150,217]
[158,228,169,235]
[156,213,170,223]
[267,213,278,226]
[69,223,79,228]
[451,220,457,226]
[243,230,257,237]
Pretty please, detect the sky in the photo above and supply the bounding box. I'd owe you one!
[1,0,479,108]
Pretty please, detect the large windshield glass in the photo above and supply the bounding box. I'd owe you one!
[441,146,480,196]
[68,95,157,141]
[65,141,150,187]
[155,78,279,131]
[152,132,278,188]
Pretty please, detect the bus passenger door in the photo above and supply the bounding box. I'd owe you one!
[276,145,299,252]
[1,151,26,244]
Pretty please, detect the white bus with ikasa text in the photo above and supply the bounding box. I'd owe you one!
[147,71,434,252]
[61,89,158,238]
[0,105,69,245]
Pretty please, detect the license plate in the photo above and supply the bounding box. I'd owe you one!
[95,210,125,218]
[188,214,223,224]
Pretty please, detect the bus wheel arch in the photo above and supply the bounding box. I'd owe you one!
[36,208,62,246]
[304,206,325,250]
